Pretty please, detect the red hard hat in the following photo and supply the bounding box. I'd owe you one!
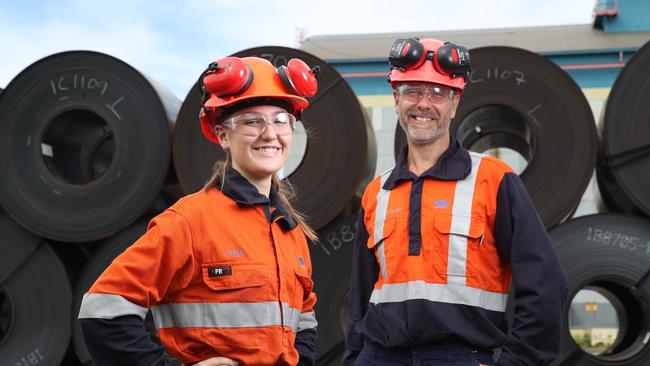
[199,57,317,145]
[388,38,467,91]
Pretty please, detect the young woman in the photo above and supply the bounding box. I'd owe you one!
[79,56,320,366]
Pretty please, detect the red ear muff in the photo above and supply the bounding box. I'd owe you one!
[434,43,471,79]
[203,57,254,97]
[389,38,426,71]
[278,59,318,98]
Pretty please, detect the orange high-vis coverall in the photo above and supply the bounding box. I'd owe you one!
[79,169,317,365]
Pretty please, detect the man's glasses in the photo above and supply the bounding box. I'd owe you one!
[222,111,296,137]
[398,85,454,104]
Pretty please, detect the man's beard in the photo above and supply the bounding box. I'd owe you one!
[399,115,450,145]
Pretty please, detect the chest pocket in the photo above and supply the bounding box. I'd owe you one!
[201,262,268,291]
[433,214,485,278]
[368,216,395,280]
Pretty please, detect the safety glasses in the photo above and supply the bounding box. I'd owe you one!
[222,111,296,137]
[397,84,455,104]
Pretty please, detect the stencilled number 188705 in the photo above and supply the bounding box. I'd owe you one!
[586,227,650,255]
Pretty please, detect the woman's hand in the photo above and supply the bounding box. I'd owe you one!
[193,357,239,366]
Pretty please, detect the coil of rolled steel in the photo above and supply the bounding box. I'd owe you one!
[0,51,180,242]
[311,214,358,366]
[394,46,597,229]
[71,221,156,365]
[173,47,376,230]
[549,214,650,365]
[0,217,72,365]
[597,41,650,217]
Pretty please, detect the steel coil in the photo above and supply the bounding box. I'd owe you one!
[597,41,650,217]
[549,214,650,365]
[312,214,357,366]
[0,51,180,242]
[0,217,72,365]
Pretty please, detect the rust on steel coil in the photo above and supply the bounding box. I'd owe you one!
[71,221,162,365]
[394,46,597,229]
[173,47,376,230]
[0,51,180,242]
[0,217,72,365]
[597,41,650,217]
[311,214,358,365]
[549,214,650,365]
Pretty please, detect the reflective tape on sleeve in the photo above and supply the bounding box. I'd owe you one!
[78,293,148,320]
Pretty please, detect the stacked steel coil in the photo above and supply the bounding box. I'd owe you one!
[548,40,650,366]
[1,40,649,365]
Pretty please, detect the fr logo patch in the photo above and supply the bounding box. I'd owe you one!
[208,266,232,277]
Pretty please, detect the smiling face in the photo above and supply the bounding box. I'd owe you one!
[215,105,292,185]
[394,81,461,146]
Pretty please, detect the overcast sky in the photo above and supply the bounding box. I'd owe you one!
[0,0,596,100]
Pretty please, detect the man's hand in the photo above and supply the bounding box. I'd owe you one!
[193,357,239,366]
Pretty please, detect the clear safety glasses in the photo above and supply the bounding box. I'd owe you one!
[398,85,455,104]
[222,111,296,137]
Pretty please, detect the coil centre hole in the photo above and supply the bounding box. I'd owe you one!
[456,104,533,175]
[278,120,307,179]
[569,283,647,361]
[41,109,115,184]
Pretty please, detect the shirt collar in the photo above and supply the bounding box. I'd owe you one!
[218,168,297,229]
[383,135,471,190]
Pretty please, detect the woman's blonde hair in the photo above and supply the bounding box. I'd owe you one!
[202,133,317,242]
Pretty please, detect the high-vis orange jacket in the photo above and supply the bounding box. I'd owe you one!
[79,169,317,366]
[344,138,567,366]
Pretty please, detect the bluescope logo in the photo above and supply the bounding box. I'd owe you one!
[434,200,449,209]
[225,249,244,257]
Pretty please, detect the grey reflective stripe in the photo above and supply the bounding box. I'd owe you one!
[152,301,302,332]
[369,280,507,312]
[447,153,483,285]
[78,293,148,320]
[283,301,294,329]
[373,171,392,280]
[283,301,302,332]
[376,243,388,280]
[297,310,318,332]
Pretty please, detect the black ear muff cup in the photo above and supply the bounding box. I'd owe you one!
[278,65,298,95]
[389,38,427,70]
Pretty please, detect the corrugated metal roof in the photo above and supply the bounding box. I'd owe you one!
[300,24,650,60]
